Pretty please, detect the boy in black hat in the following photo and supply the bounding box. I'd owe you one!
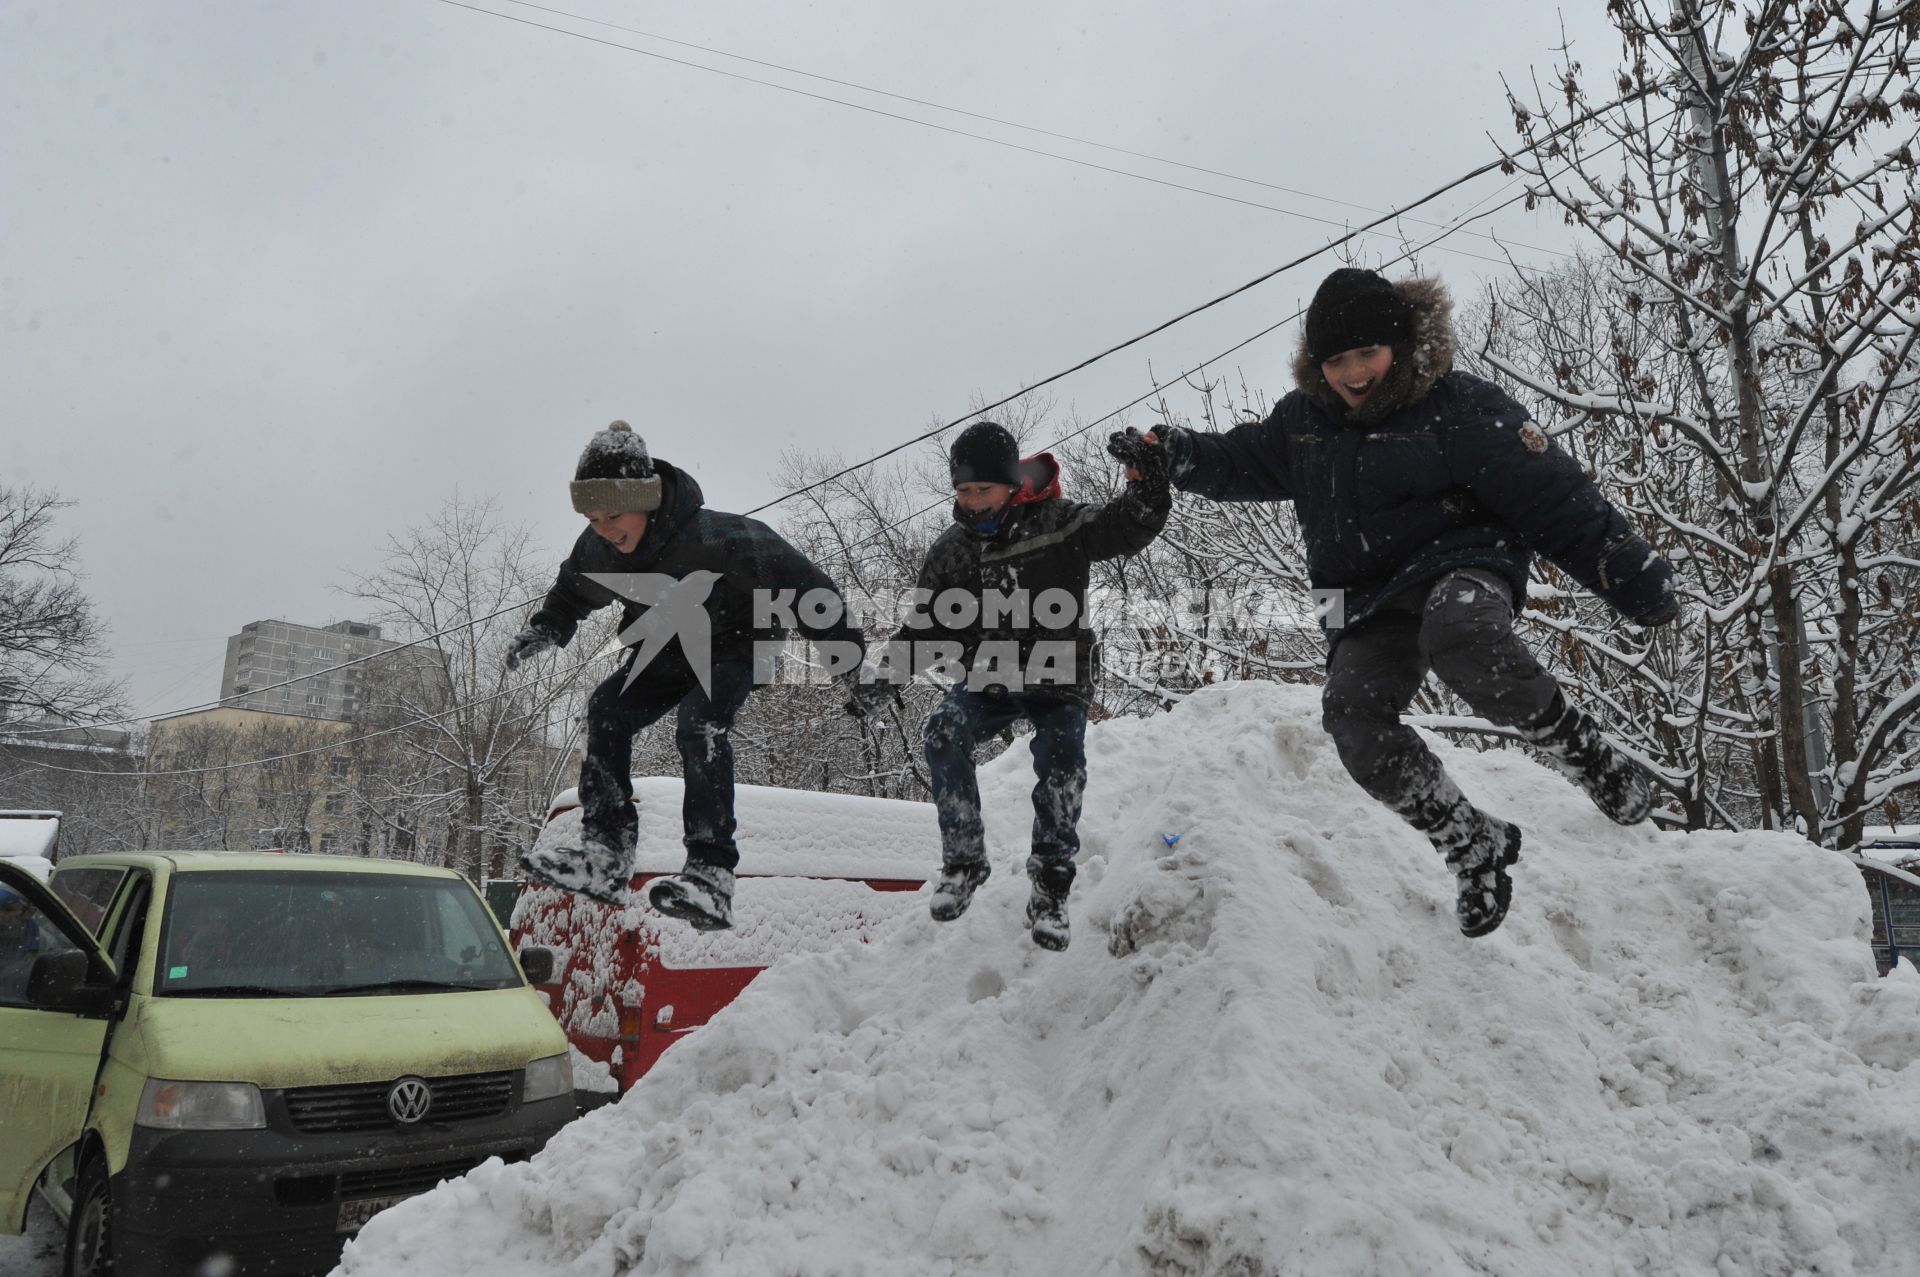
[886,421,1170,951]
[507,421,868,930]
[1109,267,1680,938]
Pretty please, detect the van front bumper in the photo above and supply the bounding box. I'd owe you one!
[110,1091,576,1277]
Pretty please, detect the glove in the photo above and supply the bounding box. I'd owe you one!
[1598,539,1680,629]
[1107,427,1171,512]
[503,627,558,671]
[841,675,902,718]
[1635,590,1683,628]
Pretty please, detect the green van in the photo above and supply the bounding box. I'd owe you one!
[0,852,575,1277]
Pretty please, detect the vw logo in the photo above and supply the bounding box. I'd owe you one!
[386,1077,433,1124]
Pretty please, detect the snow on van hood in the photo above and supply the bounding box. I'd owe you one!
[339,682,1920,1277]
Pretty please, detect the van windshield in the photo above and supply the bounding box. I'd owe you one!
[155,870,524,998]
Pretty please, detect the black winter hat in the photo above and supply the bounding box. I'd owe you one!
[570,421,663,514]
[1304,268,1414,363]
[949,421,1020,488]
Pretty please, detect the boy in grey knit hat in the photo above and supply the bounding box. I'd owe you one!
[508,422,871,930]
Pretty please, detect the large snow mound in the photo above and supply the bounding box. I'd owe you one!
[339,682,1920,1277]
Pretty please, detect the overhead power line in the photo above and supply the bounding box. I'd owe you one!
[483,0,1573,262]
[823,108,1677,556]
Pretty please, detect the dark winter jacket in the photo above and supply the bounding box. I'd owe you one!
[1162,277,1675,643]
[885,454,1167,702]
[528,461,863,682]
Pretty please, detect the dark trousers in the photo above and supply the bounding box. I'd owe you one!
[924,686,1088,869]
[580,658,755,871]
[1321,568,1560,814]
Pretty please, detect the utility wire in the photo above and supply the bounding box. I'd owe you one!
[739,164,1576,516]
[486,0,1574,262]
[822,108,1674,557]
[435,0,1609,268]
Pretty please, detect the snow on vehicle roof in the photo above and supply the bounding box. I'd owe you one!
[0,817,57,859]
[517,873,924,974]
[0,855,53,883]
[537,778,935,881]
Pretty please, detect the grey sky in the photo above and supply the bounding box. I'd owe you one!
[3,0,1623,719]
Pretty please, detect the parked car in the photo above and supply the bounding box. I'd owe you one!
[511,778,935,1102]
[1854,834,1920,975]
[0,809,59,882]
[0,851,575,1277]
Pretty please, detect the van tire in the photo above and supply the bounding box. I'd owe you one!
[65,1157,114,1277]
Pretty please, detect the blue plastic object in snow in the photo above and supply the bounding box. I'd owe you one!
[1161,833,1182,847]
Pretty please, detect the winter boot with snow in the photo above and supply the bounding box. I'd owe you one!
[1025,860,1075,952]
[520,834,632,906]
[646,861,735,931]
[1386,761,1523,938]
[1437,811,1524,939]
[1519,696,1654,826]
[929,860,991,922]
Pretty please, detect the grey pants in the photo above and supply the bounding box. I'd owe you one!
[1321,569,1559,814]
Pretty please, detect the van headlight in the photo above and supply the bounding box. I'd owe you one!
[136,1079,267,1130]
[523,1053,573,1104]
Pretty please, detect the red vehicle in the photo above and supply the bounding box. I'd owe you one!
[508,778,935,1101]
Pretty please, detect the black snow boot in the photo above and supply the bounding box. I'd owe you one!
[520,833,632,906]
[929,860,990,922]
[1519,695,1654,826]
[1026,859,1075,952]
[646,861,735,931]
[1384,759,1522,938]
[1435,809,1523,938]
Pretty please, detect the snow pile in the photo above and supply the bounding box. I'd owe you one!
[339,682,1920,1277]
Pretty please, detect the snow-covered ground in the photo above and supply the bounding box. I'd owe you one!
[330,681,1920,1276]
[0,1193,65,1276]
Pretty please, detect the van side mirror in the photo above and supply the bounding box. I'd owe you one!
[27,950,116,1016]
[517,946,554,984]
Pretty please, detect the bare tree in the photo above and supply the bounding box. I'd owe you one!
[1494,0,1920,842]
[0,485,125,727]
[346,494,594,879]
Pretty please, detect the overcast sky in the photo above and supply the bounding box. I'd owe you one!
[3,0,1626,719]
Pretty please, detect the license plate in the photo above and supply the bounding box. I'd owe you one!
[337,1193,410,1233]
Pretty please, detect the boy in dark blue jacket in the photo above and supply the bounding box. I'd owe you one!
[505,422,867,930]
[1111,268,1678,937]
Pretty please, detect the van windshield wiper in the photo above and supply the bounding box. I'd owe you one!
[319,978,501,996]
[171,983,310,998]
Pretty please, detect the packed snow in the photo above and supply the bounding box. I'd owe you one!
[337,682,1919,1276]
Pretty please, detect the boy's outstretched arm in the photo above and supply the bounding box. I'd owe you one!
[1070,430,1173,562]
[508,554,617,668]
[1151,412,1295,504]
[1445,394,1679,626]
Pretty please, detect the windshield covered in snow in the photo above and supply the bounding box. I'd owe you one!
[154,870,523,997]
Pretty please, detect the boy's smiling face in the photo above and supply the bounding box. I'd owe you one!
[586,509,650,553]
[954,482,1014,518]
[1320,345,1395,410]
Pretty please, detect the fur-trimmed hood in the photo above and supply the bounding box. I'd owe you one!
[1291,275,1456,425]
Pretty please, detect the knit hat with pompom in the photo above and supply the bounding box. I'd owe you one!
[569,421,662,514]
